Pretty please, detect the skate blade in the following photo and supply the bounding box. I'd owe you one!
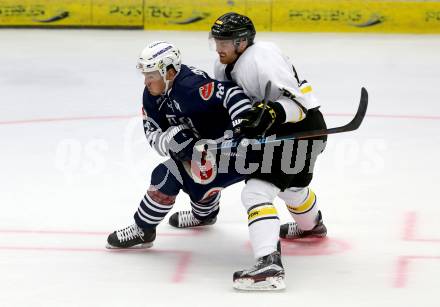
[233,276,286,291]
[283,234,327,241]
[174,219,217,229]
[105,242,153,250]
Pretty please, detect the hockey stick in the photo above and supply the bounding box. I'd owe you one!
[251,81,272,129]
[210,87,368,150]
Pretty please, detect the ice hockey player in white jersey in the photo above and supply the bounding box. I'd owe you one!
[210,12,328,290]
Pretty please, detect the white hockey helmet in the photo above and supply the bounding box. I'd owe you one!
[136,41,181,77]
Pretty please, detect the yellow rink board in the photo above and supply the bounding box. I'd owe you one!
[0,0,90,25]
[0,0,440,33]
[0,0,143,26]
[143,0,271,32]
[272,0,440,33]
[92,0,143,26]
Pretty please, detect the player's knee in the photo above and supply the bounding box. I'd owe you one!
[150,162,181,196]
[147,187,176,206]
[151,163,170,184]
[278,187,308,205]
[241,179,280,209]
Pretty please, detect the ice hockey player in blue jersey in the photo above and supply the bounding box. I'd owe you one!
[106,41,252,249]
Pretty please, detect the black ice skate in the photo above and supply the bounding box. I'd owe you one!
[106,223,156,249]
[280,210,327,240]
[233,251,285,291]
[168,211,217,228]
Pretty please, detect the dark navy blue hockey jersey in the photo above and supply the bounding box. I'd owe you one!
[142,64,252,157]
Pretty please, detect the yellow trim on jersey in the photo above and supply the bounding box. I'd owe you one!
[298,108,304,122]
[287,189,316,214]
[300,85,312,94]
[287,106,304,124]
[248,205,278,223]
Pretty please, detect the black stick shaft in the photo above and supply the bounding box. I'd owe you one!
[211,87,368,150]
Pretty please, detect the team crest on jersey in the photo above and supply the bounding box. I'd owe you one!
[182,150,217,185]
[199,82,214,101]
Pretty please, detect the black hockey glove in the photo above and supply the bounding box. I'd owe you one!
[167,128,198,161]
[234,101,285,139]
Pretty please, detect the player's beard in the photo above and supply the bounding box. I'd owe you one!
[219,50,240,65]
[218,52,235,64]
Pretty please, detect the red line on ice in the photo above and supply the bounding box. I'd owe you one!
[0,114,138,125]
[394,212,440,288]
[171,251,192,283]
[0,246,106,252]
[394,256,440,288]
[326,113,440,121]
[1,112,440,126]
[0,228,199,282]
[401,211,440,243]
[402,211,417,241]
[0,228,202,237]
[251,238,352,256]
[0,245,193,283]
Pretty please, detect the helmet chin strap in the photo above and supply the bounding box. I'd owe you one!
[161,67,178,94]
[163,76,171,94]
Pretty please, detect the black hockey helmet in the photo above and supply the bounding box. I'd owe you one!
[210,12,256,45]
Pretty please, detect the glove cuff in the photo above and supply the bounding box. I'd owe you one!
[268,101,286,126]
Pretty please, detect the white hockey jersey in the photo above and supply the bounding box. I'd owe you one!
[214,41,319,123]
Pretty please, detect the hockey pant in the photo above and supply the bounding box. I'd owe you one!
[134,158,245,229]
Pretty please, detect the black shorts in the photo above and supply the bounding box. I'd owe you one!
[246,109,327,191]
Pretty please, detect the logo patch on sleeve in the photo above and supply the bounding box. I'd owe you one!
[199,82,214,101]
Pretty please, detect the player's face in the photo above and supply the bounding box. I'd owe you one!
[214,39,239,64]
[143,71,165,96]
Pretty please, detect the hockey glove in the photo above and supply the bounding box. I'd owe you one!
[166,126,198,161]
[234,101,285,139]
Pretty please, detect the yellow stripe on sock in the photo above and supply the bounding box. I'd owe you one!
[287,189,316,214]
[248,205,278,223]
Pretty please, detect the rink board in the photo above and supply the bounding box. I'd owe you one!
[0,0,440,33]
[272,0,440,33]
[0,0,143,27]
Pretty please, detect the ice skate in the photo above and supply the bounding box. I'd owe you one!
[168,210,217,228]
[280,210,327,240]
[106,223,156,249]
[233,251,285,291]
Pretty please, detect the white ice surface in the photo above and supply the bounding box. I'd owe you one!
[0,29,440,307]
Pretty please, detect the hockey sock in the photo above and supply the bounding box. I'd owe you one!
[242,179,280,259]
[279,187,320,230]
[134,187,176,229]
[191,192,221,221]
[247,203,280,258]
